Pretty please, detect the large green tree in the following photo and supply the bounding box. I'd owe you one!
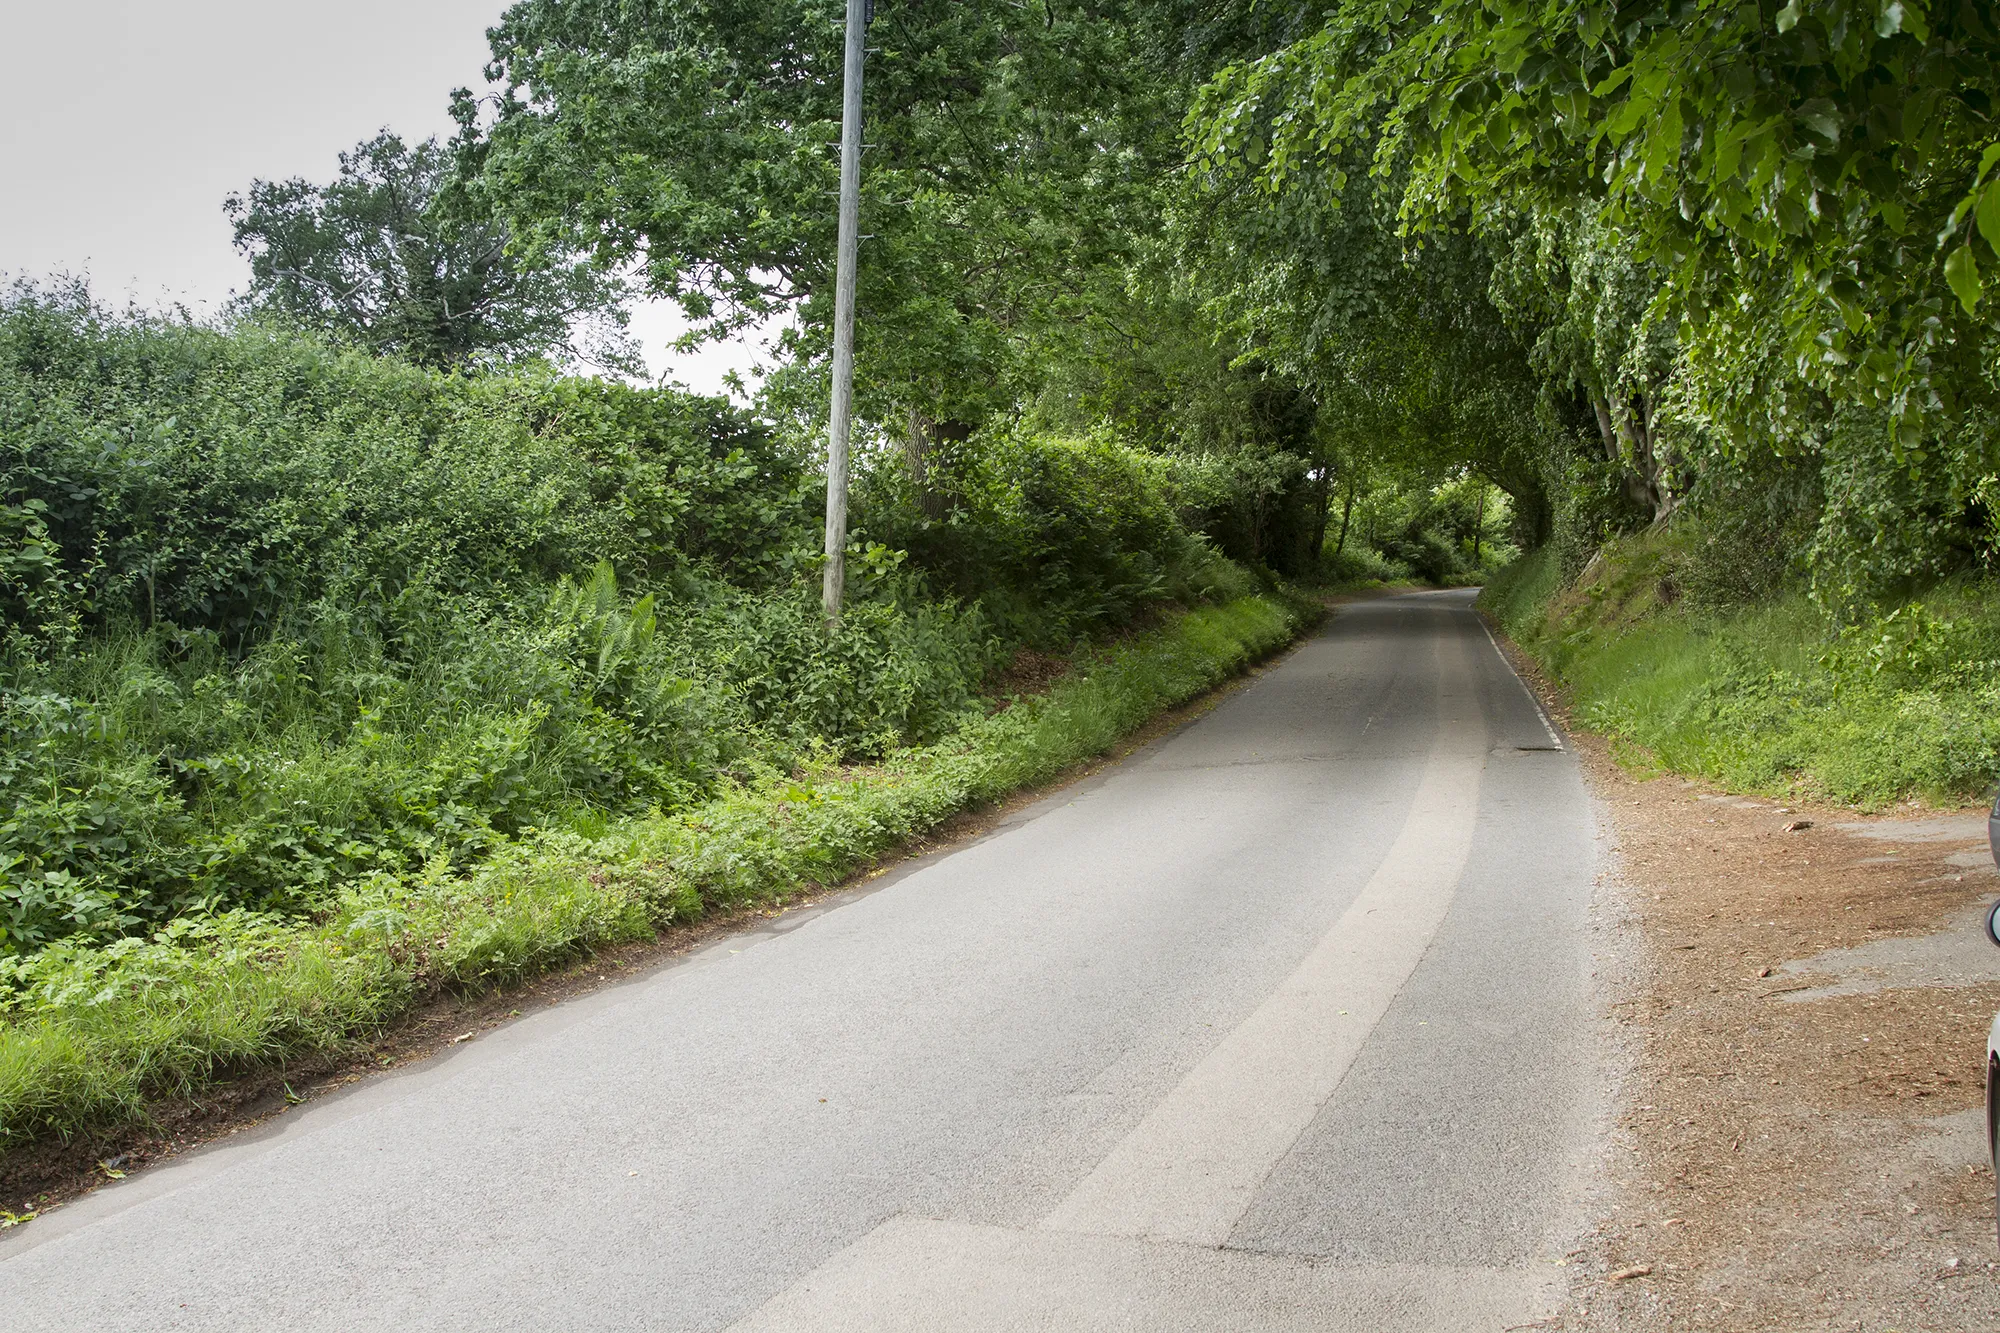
[1166,125,1564,538]
[459,0,1177,447]
[1188,0,2000,599]
[229,131,633,370]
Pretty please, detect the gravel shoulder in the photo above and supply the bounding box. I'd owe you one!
[1555,724,2000,1330]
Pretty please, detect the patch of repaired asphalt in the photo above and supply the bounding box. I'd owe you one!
[1834,814,1988,844]
[1778,898,2000,1001]
[1912,1108,1989,1169]
[1784,808,2000,996]
[1777,813,1996,1001]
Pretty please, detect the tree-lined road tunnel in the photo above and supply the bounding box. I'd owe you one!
[4,590,1608,1331]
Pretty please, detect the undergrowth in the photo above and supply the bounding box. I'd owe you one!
[0,593,1308,1151]
[1484,539,2000,807]
[0,288,1256,956]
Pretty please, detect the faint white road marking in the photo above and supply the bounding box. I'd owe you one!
[1042,631,1487,1245]
[1477,617,1564,750]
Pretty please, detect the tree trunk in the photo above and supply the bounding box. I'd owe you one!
[1308,466,1334,563]
[1472,482,1485,564]
[1591,395,1620,463]
[903,410,964,522]
[1594,391,1676,524]
[1333,472,1358,555]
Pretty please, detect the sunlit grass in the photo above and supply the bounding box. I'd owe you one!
[1484,541,2000,808]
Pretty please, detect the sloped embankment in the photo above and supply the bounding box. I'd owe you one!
[1482,541,2000,808]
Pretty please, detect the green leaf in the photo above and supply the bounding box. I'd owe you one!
[1645,99,1686,189]
[1797,99,1841,145]
[1978,142,2000,186]
[1979,181,2000,257]
[1589,65,1633,98]
[1876,2,1904,37]
[1776,0,1802,32]
[1945,243,1982,315]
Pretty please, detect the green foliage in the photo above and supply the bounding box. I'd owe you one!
[0,282,797,652]
[228,132,632,371]
[1338,473,1516,585]
[0,292,1018,955]
[1480,544,1565,638]
[1017,281,1338,575]
[0,567,1008,955]
[1204,0,2000,404]
[0,593,1308,1151]
[464,0,1178,432]
[0,287,1285,969]
[1167,125,1563,540]
[859,428,1242,643]
[1189,0,2000,606]
[459,0,1399,586]
[1485,538,2000,806]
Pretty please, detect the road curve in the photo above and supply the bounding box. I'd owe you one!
[3,589,1608,1331]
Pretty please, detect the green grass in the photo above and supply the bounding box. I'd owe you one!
[0,593,1310,1153]
[1482,538,2000,808]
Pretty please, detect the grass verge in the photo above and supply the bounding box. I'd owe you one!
[0,592,1311,1156]
[1483,540,2000,807]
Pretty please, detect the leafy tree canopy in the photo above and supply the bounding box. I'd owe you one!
[458,0,1178,427]
[1195,0,2000,438]
[229,130,635,371]
[1183,0,2000,602]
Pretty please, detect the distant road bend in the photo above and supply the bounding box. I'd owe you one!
[4,589,1607,1332]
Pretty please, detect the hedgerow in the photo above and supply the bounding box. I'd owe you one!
[0,287,1267,958]
[0,594,1307,1149]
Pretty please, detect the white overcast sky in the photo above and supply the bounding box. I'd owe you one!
[0,0,761,395]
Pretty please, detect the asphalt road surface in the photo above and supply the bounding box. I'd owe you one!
[3,589,1608,1331]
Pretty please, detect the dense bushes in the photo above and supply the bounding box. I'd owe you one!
[860,429,1254,644]
[1313,473,1515,586]
[0,287,800,659]
[0,288,1257,959]
[0,595,1309,1150]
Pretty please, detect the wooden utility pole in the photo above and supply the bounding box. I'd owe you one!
[821,0,868,629]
